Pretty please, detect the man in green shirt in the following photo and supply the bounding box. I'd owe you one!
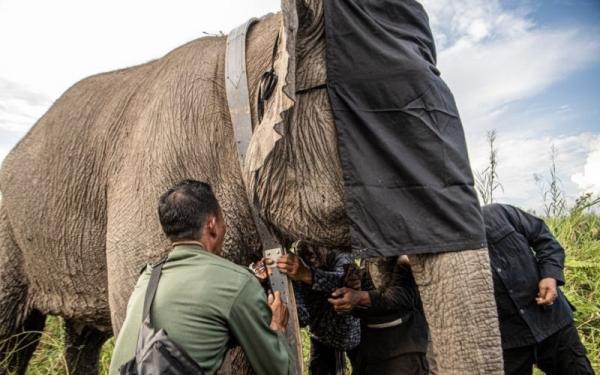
[109,180,291,374]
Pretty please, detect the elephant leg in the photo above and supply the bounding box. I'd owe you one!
[0,206,46,375]
[410,248,504,375]
[0,310,46,375]
[64,320,111,375]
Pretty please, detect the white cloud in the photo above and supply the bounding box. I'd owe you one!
[572,140,600,194]
[0,0,280,100]
[0,79,52,169]
[419,0,600,139]
[0,79,52,134]
[0,147,9,164]
[440,28,599,130]
[469,132,600,209]
[420,0,534,49]
[420,0,600,210]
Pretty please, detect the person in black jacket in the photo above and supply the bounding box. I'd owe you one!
[328,256,429,375]
[276,245,360,375]
[482,203,594,375]
[251,244,360,375]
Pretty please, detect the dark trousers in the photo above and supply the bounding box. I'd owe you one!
[503,323,594,375]
[347,347,428,375]
[310,337,345,375]
[352,352,428,375]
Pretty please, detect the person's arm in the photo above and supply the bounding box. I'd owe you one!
[228,278,291,375]
[365,263,420,314]
[507,205,565,305]
[507,205,566,284]
[276,254,313,284]
[277,252,353,293]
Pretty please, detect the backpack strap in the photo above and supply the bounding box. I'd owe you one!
[142,256,168,325]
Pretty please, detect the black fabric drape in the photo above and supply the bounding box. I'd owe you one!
[323,0,486,256]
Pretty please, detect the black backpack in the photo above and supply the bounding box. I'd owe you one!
[119,257,205,375]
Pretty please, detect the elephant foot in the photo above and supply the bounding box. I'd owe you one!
[410,248,504,375]
[64,320,111,375]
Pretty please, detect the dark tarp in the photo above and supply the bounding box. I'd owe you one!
[323,0,486,256]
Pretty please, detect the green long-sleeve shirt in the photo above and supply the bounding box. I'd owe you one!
[109,244,290,375]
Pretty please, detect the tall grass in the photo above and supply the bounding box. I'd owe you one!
[546,197,600,370]
[0,317,114,375]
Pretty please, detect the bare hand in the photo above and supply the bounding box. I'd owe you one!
[344,273,361,290]
[268,291,288,332]
[276,254,312,284]
[536,278,558,306]
[343,263,361,290]
[328,287,369,314]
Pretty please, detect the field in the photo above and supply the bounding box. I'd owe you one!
[2,206,599,374]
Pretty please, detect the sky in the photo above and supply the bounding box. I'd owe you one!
[0,0,599,212]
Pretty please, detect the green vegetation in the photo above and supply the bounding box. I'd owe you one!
[546,196,600,370]
[2,197,599,374]
[4,320,309,374]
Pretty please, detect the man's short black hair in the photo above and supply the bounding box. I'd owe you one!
[158,180,221,242]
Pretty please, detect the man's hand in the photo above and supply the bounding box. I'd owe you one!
[343,263,361,290]
[536,277,558,306]
[268,291,288,332]
[328,287,370,314]
[276,254,312,284]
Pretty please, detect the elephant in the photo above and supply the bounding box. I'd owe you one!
[0,0,503,374]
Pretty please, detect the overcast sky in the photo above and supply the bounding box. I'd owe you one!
[1,0,599,212]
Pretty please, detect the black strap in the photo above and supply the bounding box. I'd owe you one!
[257,32,280,123]
[142,256,168,325]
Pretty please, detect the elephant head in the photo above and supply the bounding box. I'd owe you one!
[246,0,349,249]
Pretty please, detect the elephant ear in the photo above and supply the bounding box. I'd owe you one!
[244,0,297,174]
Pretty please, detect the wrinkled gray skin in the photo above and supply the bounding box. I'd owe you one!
[0,0,502,374]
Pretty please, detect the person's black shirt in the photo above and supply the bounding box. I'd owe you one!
[482,204,573,349]
[353,257,429,360]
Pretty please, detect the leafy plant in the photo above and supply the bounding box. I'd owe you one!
[534,145,567,218]
[476,130,503,204]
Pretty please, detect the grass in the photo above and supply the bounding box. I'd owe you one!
[0,317,111,375]
[546,211,600,370]
[26,318,82,375]
[2,320,305,375]
[2,205,599,374]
